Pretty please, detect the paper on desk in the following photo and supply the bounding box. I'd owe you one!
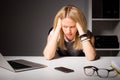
[111,59,120,74]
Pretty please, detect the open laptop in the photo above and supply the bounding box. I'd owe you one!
[0,53,47,72]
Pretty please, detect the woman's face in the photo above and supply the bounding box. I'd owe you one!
[61,17,77,41]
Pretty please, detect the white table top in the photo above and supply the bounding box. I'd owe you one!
[0,56,120,80]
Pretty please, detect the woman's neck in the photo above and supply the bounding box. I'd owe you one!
[64,36,75,42]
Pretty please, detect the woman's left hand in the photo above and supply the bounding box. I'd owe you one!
[76,22,85,35]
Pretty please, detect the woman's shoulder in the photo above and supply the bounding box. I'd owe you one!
[48,27,53,35]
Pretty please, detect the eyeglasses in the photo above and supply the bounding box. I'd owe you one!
[84,66,116,78]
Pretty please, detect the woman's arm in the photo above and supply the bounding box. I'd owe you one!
[43,18,62,60]
[76,23,96,61]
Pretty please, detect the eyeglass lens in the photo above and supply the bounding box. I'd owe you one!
[84,68,94,76]
[97,69,109,78]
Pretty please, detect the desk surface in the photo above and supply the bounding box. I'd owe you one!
[0,56,120,80]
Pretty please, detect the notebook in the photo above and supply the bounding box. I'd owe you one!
[0,53,47,72]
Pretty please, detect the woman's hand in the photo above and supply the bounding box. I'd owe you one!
[57,18,62,30]
[76,22,85,35]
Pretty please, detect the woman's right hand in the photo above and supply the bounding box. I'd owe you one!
[57,18,62,30]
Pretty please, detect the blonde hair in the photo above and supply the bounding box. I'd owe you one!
[53,5,87,50]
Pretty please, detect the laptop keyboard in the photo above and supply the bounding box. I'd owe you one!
[8,61,31,69]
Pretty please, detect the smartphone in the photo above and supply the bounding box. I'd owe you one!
[54,66,74,73]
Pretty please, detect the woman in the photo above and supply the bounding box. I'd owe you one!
[43,5,96,60]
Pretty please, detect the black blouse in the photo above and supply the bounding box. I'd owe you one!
[57,30,93,56]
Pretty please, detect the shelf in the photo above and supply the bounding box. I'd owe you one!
[91,0,120,54]
[96,48,120,51]
[92,18,120,21]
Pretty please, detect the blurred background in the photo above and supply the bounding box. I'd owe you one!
[0,0,89,56]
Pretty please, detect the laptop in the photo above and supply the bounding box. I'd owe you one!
[0,53,47,72]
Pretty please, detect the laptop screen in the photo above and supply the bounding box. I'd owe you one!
[8,61,31,69]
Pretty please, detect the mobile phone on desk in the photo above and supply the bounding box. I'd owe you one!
[54,66,74,73]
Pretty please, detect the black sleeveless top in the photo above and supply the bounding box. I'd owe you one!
[56,30,93,56]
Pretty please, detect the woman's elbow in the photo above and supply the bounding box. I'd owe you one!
[44,56,54,60]
[87,53,97,61]
[87,57,95,61]
[43,52,54,60]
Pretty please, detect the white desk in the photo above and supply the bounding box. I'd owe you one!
[0,56,120,80]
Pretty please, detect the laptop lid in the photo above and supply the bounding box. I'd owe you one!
[0,53,14,72]
[0,53,47,72]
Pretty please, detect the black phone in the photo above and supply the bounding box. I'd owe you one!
[54,67,74,73]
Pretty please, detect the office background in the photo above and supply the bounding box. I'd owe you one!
[0,0,120,56]
[0,0,90,56]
